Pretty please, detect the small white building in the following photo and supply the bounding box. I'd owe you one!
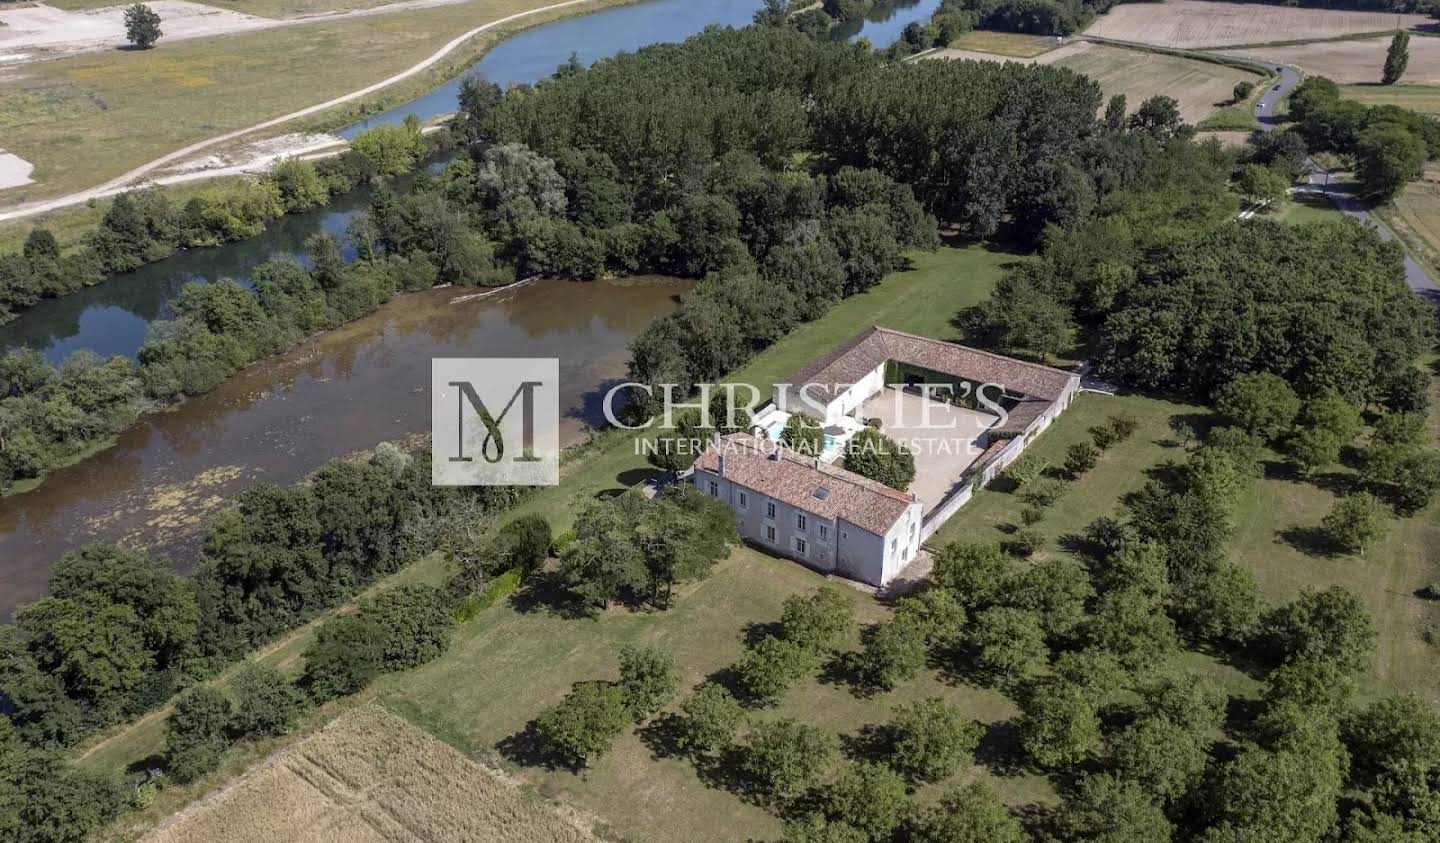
[692,326,1081,588]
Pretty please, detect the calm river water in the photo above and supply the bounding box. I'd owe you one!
[0,0,942,616]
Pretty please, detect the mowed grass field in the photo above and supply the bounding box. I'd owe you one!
[1052,44,1259,125]
[944,29,1059,57]
[1084,0,1430,48]
[1342,82,1440,116]
[0,0,623,203]
[143,704,601,842]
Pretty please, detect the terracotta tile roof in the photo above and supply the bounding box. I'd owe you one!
[694,433,915,536]
[994,397,1050,436]
[785,327,1076,403]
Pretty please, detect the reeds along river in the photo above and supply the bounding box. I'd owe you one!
[0,0,945,617]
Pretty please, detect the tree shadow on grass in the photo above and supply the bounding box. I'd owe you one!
[973,719,1029,777]
[637,712,690,761]
[496,720,579,773]
[616,467,662,488]
[691,745,768,807]
[1277,525,1342,559]
[508,570,593,619]
[740,619,785,648]
[840,722,894,764]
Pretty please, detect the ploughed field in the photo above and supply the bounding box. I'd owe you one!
[1084,0,1432,48]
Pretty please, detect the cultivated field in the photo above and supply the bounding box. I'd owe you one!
[1053,44,1258,124]
[1219,35,1440,85]
[1084,0,1432,48]
[930,42,1259,125]
[0,0,619,204]
[44,0,419,17]
[1377,167,1440,278]
[143,704,602,843]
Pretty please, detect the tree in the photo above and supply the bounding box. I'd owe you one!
[1258,586,1375,676]
[166,686,232,783]
[1354,123,1426,203]
[1384,31,1411,85]
[969,606,1048,684]
[1017,676,1102,768]
[737,635,819,705]
[487,514,553,574]
[888,696,982,783]
[1052,774,1174,842]
[780,587,857,653]
[1064,442,1100,478]
[350,121,426,177]
[1006,558,1094,639]
[124,4,162,49]
[674,683,746,756]
[1216,372,1301,443]
[843,427,915,491]
[616,644,679,723]
[362,585,454,670]
[0,728,127,843]
[533,681,630,769]
[1236,162,1292,206]
[1108,715,1210,807]
[852,620,927,691]
[1103,94,1128,132]
[892,587,966,649]
[1342,693,1440,786]
[907,781,1025,843]
[1233,80,1255,103]
[1320,492,1388,556]
[301,614,386,701]
[780,413,826,455]
[820,762,911,841]
[739,718,837,802]
[1129,95,1184,139]
[229,663,306,739]
[931,542,1013,610]
[270,158,329,212]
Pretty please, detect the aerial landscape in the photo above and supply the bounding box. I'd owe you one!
[0,0,1439,840]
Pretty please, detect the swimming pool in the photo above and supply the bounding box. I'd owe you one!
[764,420,839,451]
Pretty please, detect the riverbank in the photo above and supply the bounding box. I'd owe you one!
[0,0,640,214]
[0,277,687,617]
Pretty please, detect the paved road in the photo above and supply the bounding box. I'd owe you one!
[1254,59,1440,306]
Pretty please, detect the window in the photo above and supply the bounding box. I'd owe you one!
[738,491,748,509]
[890,538,897,553]
[794,538,808,556]
[795,513,807,532]
[818,524,829,542]
[910,520,916,537]
[841,530,848,541]
[766,501,776,519]
[765,525,776,543]
[708,481,718,497]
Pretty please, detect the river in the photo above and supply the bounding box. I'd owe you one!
[0,0,943,617]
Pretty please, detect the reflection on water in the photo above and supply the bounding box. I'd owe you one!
[0,278,687,617]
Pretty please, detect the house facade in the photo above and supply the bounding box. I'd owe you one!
[691,433,925,587]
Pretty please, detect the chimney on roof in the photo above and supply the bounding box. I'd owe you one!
[718,452,726,477]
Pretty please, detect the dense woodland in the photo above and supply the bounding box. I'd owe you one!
[2,19,1440,843]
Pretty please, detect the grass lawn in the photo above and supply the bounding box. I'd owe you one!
[929,364,1440,702]
[945,29,1059,57]
[378,547,1052,842]
[0,0,626,204]
[1276,191,1348,225]
[1341,83,1440,115]
[1052,44,1260,125]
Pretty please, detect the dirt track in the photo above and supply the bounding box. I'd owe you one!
[0,0,608,222]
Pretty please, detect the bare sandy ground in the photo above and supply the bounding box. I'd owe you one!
[1085,0,1432,49]
[0,2,279,62]
[0,151,35,189]
[1219,35,1440,85]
